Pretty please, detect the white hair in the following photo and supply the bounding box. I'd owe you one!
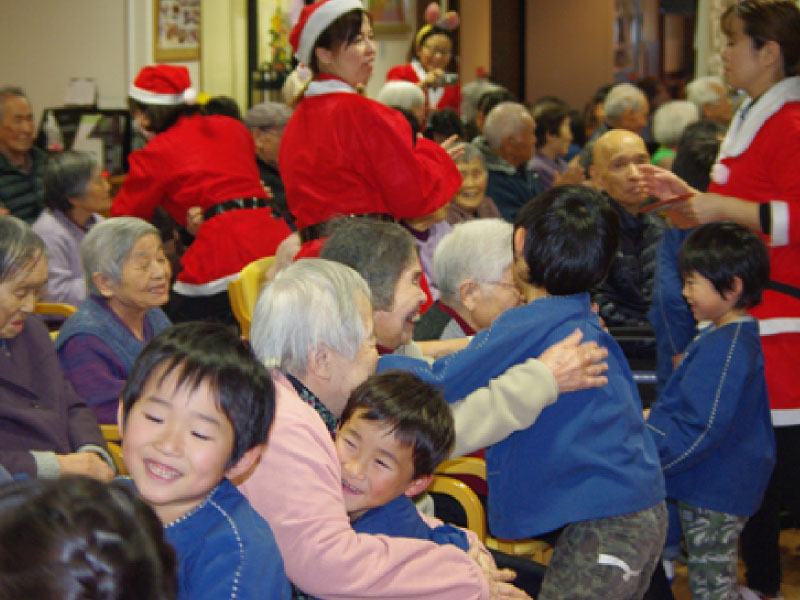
[483,102,531,151]
[250,259,370,375]
[603,83,648,125]
[376,81,425,111]
[685,76,725,111]
[433,219,513,304]
[461,80,501,124]
[652,100,699,148]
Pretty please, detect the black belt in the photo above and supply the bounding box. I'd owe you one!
[767,280,800,301]
[298,213,396,244]
[203,197,270,221]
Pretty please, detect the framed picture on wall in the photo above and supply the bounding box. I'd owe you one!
[367,0,411,33]
[153,0,201,62]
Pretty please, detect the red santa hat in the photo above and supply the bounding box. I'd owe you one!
[289,0,364,65]
[129,64,197,105]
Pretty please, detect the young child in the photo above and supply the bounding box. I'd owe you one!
[335,370,467,550]
[118,322,291,600]
[646,222,775,599]
[381,184,667,600]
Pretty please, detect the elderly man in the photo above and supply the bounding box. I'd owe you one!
[589,129,665,329]
[472,102,543,222]
[685,75,734,126]
[0,87,46,223]
[243,101,293,227]
[575,82,650,175]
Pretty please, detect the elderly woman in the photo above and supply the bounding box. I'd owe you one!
[56,217,171,424]
[0,216,113,480]
[239,258,607,599]
[650,100,700,169]
[446,143,501,225]
[416,219,521,341]
[32,151,110,308]
[376,80,427,130]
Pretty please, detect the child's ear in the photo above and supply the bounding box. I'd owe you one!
[226,445,264,483]
[513,227,526,259]
[725,276,744,302]
[403,474,434,498]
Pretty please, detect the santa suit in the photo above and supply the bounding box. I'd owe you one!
[708,76,800,423]
[112,114,291,296]
[278,76,461,233]
[386,60,461,113]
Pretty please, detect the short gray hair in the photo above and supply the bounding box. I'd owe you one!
[652,100,699,147]
[0,215,45,283]
[434,219,513,303]
[81,217,159,295]
[483,102,531,151]
[455,142,485,169]
[0,87,28,122]
[376,81,425,111]
[461,80,501,124]
[603,83,648,125]
[44,151,98,213]
[250,259,370,375]
[320,219,417,311]
[243,101,292,131]
[685,76,725,110]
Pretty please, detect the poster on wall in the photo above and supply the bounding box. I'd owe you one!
[367,0,411,33]
[153,0,201,62]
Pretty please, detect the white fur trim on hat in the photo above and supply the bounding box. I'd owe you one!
[296,0,364,65]
[129,84,191,106]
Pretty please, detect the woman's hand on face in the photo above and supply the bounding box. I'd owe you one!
[440,134,464,161]
[637,164,698,201]
[57,452,115,482]
[538,329,609,393]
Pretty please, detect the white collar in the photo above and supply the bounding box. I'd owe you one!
[410,59,426,82]
[304,78,356,98]
[719,77,800,160]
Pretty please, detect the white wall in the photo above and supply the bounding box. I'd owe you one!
[0,0,128,120]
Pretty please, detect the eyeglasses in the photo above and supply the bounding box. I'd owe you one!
[422,44,452,58]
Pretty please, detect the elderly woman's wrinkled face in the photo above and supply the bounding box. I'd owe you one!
[373,257,427,350]
[104,234,170,314]
[465,265,522,331]
[71,168,112,216]
[454,157,488,214]
[0,253,48,339]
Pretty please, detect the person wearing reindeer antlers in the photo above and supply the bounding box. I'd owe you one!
[387,2,461,115]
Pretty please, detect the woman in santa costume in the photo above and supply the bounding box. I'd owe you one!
[112,65,291,324]
[641,3,800,598]
[279,0,461,249]
[386,2,461,115]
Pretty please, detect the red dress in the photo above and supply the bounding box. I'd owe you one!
[708,76,800,423]
[112,114,291,294]
[278,77,461,233]
[386,61,461,113]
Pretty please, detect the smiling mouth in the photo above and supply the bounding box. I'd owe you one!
[342,480,363,495]
[145,459,181,481]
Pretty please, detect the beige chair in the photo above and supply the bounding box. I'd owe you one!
[228,256,275,338]
[437,457,553,563]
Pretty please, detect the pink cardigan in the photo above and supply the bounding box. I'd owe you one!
[238,372,490,600]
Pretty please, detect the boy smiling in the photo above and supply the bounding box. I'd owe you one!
[119,322,291,600]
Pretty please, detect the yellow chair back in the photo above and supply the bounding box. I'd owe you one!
[100,424,127,476]
[228,256,275,338]
[429,475,487,542]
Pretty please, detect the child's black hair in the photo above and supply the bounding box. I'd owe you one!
[0,477,176,600]
[514,185,620,295]
[120,322,275,468]
[678,221,770,309]
[340,371,454,478]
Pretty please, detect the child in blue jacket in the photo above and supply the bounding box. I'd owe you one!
[118,322,291,600]
[381,185,667,600]
[647,222,775,600]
